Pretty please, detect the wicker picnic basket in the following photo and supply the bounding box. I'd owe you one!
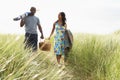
[39,39,51,51]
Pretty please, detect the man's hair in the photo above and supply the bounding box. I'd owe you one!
[30,7,36,11]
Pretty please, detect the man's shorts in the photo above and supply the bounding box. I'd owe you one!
[24,33,38,52]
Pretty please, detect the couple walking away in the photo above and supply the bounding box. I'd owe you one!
[17,7,73,67]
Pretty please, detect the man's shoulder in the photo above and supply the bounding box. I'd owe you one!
[25,16,39,22]
[26,16,39,19]
[34,16,39,19]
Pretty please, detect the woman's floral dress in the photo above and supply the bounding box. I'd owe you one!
[54,23,65,56]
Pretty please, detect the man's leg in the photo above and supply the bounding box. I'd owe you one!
[31,34,38,52]
[24,33,31,50]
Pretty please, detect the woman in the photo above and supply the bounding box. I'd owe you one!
[49,12,67,66]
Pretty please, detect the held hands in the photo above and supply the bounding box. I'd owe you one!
[48,37,51,40]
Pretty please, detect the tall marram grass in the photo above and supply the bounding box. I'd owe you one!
[1,32,120,80]
[0,34,67,80]
[68,33,120,80]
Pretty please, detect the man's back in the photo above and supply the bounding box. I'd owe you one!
[24,16,40,34]
[20,7,44,52]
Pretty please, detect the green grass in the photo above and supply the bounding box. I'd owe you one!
[0,32,120,80]
[67,33,120,80]
[0,34,67,80]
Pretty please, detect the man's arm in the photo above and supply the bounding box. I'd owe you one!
[38,24,44,39]
[20,19,25,27]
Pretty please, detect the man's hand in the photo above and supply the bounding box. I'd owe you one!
[40,35,44,39]
[20,19,25,27]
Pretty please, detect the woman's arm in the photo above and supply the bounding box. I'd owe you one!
[64,24,67,30]
[49,23,55,39]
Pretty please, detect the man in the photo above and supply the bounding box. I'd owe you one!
[20,7,44,52]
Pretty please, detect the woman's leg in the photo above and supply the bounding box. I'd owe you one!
[56,55,62,64]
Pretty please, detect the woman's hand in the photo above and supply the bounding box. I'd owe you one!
[48,37,51,40]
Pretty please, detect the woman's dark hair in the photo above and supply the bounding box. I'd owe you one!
[60,12,66,26]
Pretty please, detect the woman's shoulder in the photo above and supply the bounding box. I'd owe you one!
[53,20,58,25]
[64,23,67,26]
[64,23,67,29]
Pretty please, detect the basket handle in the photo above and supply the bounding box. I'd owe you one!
[40,39,50,49]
